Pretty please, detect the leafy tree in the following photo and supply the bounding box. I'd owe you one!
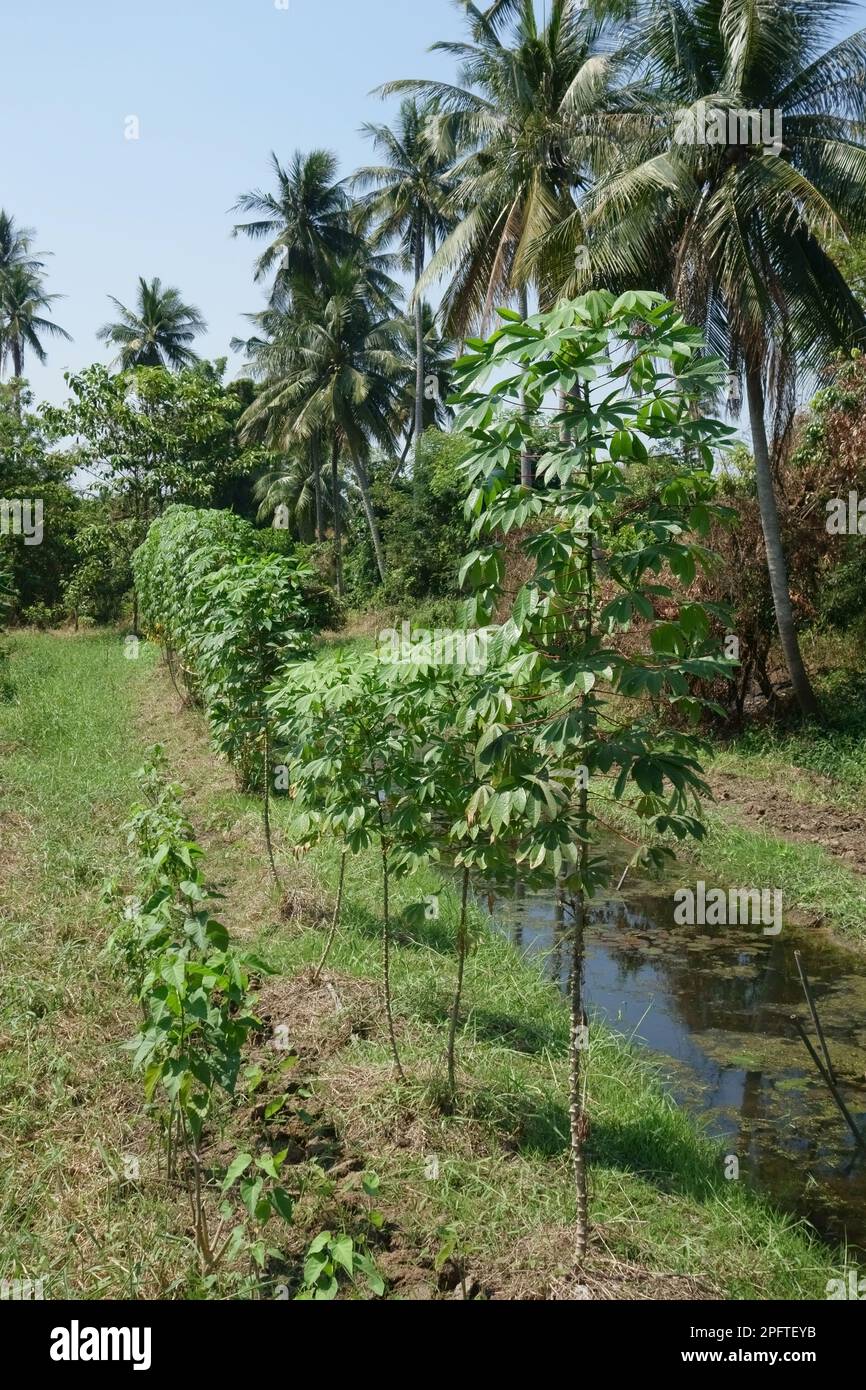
[0,381,57,489]
[452,289,736,1259]
[97,277,206,370]
[63,519,139,625]
[44,362,261,524]
[0,383,83,618]
[570,0,866,716]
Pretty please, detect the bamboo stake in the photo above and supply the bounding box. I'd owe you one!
[794,949,836,1083]
[791,1015,866,1155]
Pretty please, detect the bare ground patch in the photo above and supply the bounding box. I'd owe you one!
[709,769,866,876]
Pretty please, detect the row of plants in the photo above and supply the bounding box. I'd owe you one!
[108,747,385,1298]
[133,505,324,882]
[134,293,738,1263]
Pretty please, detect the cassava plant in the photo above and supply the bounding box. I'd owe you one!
[134,507,315,890]
[114,750,296,1285]
[270,653,436,1080]
[197,554,311,886]
[451,290,738,1263]
[389,656,561,1102]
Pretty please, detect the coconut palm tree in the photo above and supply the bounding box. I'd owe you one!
[234,237,402,559]
[379,0,623,339]
[565,0,866,717]
[0,211,43,280]
[97,277,206,370]
[239,253,407,591]
[393,304,456,470]
[232,150,358,307]
[252,433,344,543]
[0,264,71,381]
[0,213,68,386]
[352,99,455,445]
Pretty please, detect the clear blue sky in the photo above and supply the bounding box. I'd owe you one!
[6,1,863,408]
[2,0,460,404]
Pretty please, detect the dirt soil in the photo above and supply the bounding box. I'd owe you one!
[709,769,866,877]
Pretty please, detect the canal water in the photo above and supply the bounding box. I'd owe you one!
[488,881,866,1249]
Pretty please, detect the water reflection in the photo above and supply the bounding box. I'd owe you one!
[487,885,866,1250]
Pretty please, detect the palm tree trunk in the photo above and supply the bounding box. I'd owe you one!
[414,226,425,446]
[330,436,344,598]
[11,340,23,419]
[745,358,818,718]
[518,287,534,488]
[313,440,325,543]
[350,446,387,585]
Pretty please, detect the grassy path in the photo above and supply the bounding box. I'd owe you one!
[0,634,192,1298]
[0,632,846,1299]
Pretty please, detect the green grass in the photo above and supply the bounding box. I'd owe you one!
[0,631,847,1300]
[713,726,866,810]
[0,632,198,1298]
[699,815,866,941]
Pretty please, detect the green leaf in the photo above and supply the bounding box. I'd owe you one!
[221,1152,253,1193]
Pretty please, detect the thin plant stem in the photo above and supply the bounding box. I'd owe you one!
[446,867,471,1100]
[313,847,348,983]
[262,712,281,894]
[378,809,406,1082]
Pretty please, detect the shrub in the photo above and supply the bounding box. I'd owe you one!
[133,506,317,791]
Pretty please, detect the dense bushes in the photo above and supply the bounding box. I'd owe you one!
[133,506,319,787]
[341,432,475,606]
